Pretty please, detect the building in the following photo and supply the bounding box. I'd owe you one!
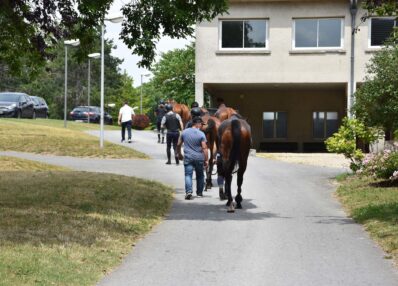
[195,0,396,152]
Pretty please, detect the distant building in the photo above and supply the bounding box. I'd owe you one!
[195,0,396,151]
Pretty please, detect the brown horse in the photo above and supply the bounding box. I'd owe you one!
[217,115,251,212]
[167,99,191,127]
[200,114,221,189]
[215,107,238,122]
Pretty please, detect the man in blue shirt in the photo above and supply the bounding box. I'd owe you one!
[177,116,208,200]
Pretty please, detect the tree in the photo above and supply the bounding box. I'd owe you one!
[353,44,398,133]
[150,43,195,105]
[0,36,125,119]
[0,1,228,75]
[364,1,398,17]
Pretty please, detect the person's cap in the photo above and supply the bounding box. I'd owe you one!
[192,116,203,124]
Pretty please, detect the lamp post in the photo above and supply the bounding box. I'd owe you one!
[99,15,124,148]
[87,53,100,124]
[64,39,80,128]
[140,73,151,114]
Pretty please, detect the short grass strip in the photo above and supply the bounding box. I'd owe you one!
[337,174,398,263]
[0,156,173,285]
[0,119,147,159]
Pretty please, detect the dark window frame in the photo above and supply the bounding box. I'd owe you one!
[219,19,269,50]
[313,111,339,139]
[262,111,288,139]
[369,17,397,47]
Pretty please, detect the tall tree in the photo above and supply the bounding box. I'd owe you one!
[150,43,195,105]
[353,44,398,133]
[0,0,227,75]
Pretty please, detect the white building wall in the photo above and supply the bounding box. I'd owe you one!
[195,0,374,95]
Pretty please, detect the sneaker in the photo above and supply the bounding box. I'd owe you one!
[196,192,203,197]
[121,139,125,143]
[128,139,132,143]
[185,193,192,200]
[165,161,171,165]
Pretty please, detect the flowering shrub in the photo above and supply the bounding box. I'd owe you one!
[361,150,398,180]
[132,114,150,130]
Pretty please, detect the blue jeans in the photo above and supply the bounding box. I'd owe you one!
[184,158,204,195]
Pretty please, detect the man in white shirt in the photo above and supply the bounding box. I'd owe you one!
[118,101,135,143]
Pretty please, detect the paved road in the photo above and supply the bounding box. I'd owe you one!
[2,129,398,286]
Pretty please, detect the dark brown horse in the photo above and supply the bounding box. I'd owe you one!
[217,115,251,212]
[200,114,221,189]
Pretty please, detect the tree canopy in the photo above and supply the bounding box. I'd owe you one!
[0,0,227,75]
[353,44,398,132]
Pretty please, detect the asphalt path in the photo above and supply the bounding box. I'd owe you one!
[2,129,398,286]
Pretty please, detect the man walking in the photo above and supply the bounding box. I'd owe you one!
[154,100,166,143]
[177,116,208,200]
[118,101,135,143]
[161,104,183,165]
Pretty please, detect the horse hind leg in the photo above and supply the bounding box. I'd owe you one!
[235,163,247,209]
[225,174,235,213]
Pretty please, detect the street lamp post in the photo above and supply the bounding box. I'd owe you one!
[87,53,100,124]
[64,39,80,128]
[140,73,151,114]
[99,15,124,148]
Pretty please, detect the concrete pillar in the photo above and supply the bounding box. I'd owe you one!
[195,82,204,106]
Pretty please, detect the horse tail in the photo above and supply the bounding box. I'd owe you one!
[229,119,241,173]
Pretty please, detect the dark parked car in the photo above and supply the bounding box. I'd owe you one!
[69,106,113,125]
[30,96,49,118]
[0,92,34,118]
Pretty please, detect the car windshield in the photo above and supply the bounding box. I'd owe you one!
[73,107,89,112]
[89,107,100,112]
[31,97,40,104]
[0,93,20,102]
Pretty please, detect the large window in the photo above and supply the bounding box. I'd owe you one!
[369,18,397,47]
[220,19,268,49]
[313,111,339,138]
[263,112,287,139]
[293,18,343,49]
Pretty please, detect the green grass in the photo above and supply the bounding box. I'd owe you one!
[337,175,398,262]
[0,119,147,159]
[1,118,120,131]
[0,156,173,285]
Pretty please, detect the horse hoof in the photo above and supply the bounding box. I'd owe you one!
[236,204,242,209]
[227,205,235,213]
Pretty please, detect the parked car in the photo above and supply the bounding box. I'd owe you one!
[30,96,49,118]
[69,106,113,125]
[0,92,34,118]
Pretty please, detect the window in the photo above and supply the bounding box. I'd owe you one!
[263,112,287,139]
[220,19,268,49]
[293,18,343,49]
[313,112,338,138]
[370,18,397,47]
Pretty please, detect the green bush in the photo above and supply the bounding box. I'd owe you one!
[325,117,379,172]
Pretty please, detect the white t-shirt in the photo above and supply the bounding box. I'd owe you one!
[119,105,135,123]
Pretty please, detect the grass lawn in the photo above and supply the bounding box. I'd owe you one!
[0,156,173,285]
[0,119,147,159]
[337,174,398,263]
[2,118,120,131]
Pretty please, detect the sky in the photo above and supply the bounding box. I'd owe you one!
[105,0,192,87]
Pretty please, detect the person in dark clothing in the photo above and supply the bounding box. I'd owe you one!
[185,107,202,129]
[161,104,183,165]
[154,100,166,143]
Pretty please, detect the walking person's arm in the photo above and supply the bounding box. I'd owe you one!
[177,136,184,160]
[201,140,208,168]
[118,110,122,126]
